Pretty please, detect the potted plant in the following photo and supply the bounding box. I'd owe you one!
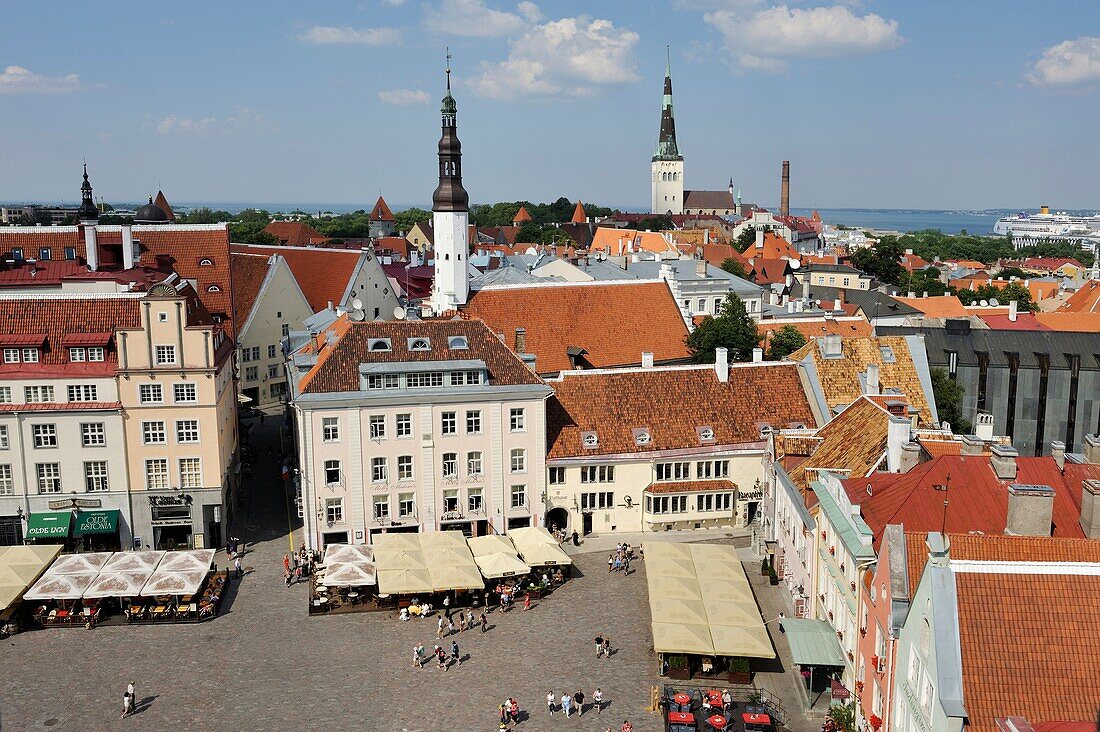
[666,654,691,680]
[761,557,770,576]
[728,656,752,685]
[768,567,779,585]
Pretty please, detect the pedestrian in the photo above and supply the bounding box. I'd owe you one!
[499,702,508,727]
[561,692,572,718]
[593,688,603,715]
[234,554,243,578]
[595,634,604,658]
[574,689,585,716]
[524,593,531,611]
[547,691,556,716]
[121,691,133,718]
[608,554,614,573]
[467,609,475,629]
[284,568,292,587]
[443,594,451,618]
[480,612,488,633]
[623,555,631,574]
[416,643,425,668]
[621,721,633,732]
[459,612,468,632]
[603,637,611,658]
[437,615,445,639]
[447,615,455,634]
[283,553,290,576]
[450,639,461,665]
[722,689,732,712]
[127,682,136,711]
[778,611,786,633]
[510,698,519,724]
[436,645,446,671]
[413,645,422,668]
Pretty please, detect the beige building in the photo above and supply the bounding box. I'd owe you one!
[544,351,820,536]
[289,318,552,550]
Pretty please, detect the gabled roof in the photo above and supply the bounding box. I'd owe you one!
[229,252,271,325]
[899,251,930,272]
[571,200,586,224]
[263,221,328,247]
[152,190,175,222]
[742,232,800,262]
[784,396,894,490]
[297,318,544,394]
[370,196,395,221]
[463,281,691,374]
[750,258,792,285]
[1034,311,1100,332]
[1058,280,1100,314]
[893,295,968,318]
[700,244,749,271]
[230,243,363,313]
[757,316,872,348]
[547,362,816,459]
[590,227,676,256]
[683,189,735,211]
[1021,256,1085,271]
[512,206,532,224]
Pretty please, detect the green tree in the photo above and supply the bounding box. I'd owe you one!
[720,257,748,279]
[637,215,674,231]
[930,367,972,434]
[734,226,758,250]
[177,207,233,224]
[230,221,277,245]
[997,266,1027,280]
[686,293,761,364]
[999,281,1036,311]
[904,266,949,296]
[850,237,905,286]
[394,207,431,233]
[766,325,807,361]
[827,703,857,732]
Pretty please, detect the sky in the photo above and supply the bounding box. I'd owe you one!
[2,0,1099,211]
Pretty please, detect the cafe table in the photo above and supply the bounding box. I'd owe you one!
[347,591,360,605]
[668,711,695,725]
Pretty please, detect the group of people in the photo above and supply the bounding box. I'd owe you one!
[593,633,614,659]
[607,543,637,574]
[412,640,463,670]
[496,697,521,728]
[119,681,137,718]
[546,688,605,718]
[282,544,317,587]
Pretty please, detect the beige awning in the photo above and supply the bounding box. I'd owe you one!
[508,527,571,566]
[653,621,715,655]
[467,535,517,558]
[373,548,428,571]
[0,545,63,610]
[323,561,377,587]
[507,526,558,546]
[323,543,375,566]
[429,563,485,591]
[372,533,422,552]
[420,531,469,550]
[473,551,531,579]
[650,597,710,625]
[377,567,433,595]
[373,532,484,592]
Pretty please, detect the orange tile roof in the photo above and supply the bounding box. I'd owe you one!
[757,317,872,348]
[917,439,965,459]
[229,252,271,325]
[645,479,737,495]
[571,200,587,224]
[512,206,532,224]
[741,232,800,262]
[298,318,543,394]
[893,295,968,318]
[230,244,362,314]
[1057,280,1100,314]
[547,363,816,459]
[152,190,175,222]
[590,227,676,256]
[464,281,691,374]
[0,296,141,373]
[370,196,395,222]
[899,252,930,272]
[785,397,893,490]
[700,244,748,270]
[749,258,792,285]
[949,259,987,270]
[263,221,328,247]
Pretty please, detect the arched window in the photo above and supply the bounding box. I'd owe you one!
[207,284,221,293]
[199,258,214,266]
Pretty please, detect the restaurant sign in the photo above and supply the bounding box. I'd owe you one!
[149,494,192,507]
[830,680,850,701]
[47,498,102,510]
[739,488,763,502]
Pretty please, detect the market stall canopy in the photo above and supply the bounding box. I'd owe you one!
[643,541,775,660]
[323,544,375,566]
[430,563,485,591]
[472,551,530,579]
[467,535,517,558]
[420,531,469,550]
[373,548,427,571]
[47,551,113,575]
[0,544,62,611]
[101,551,166,573]
[323,562,377,587]
[377,567,433,595]
[507,526,558,546]
[24,572,97,601]
[83,571,153,599]
[73,510,120,537]
[156,549,216,573]
[24,512,72,540]
[782,618,846,667]
[372,533,422,552]
[507,527,571,566]
[140,569,207,597]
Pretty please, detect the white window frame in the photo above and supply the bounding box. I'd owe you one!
[467,451,483,477]
[510,484,526,508]
[0,464,13,495]
[0,425,8,449]
[145,458,169,490]
[176,419,200,444]
[322,417,340,443]
[25,386,55,403]
[67,384,98,402]
[397,455,414,481]
[178,457,203,489]
[139,383,163,404]
[326,498,344,524]
[441,411,456,435]
[324,460,341,486]
[0,386,11,403]
[369,415,386,440]
[373,495,390,520]
[442,452,457,478]
[32,423,57,449]
[465,410,482,434]
[396,413,412,438]
[467,486,484,512]
[173,383,197,403]
[142,421,167,445]
[155,344,177,365]
[371,457,388,483]
[510,448,526,473]
[80,422,106,447]
[398,492,415,517]
[509,407,526,432]
[36,462,61,493]
[84,461,109,492]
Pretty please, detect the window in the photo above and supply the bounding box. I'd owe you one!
[0,387,10,403]
[324,460,341,485]
[176,420,200,444]
[268,345,277,359]
[319,416,340,443]
[656,461,690,481]
[155,345,177,365]
[947,350,958,378]
[369,415,386,440]
[549,467,565,485]
[466,370,482,386]
[920,676,934,715]
[908,650,922,684]
[245,366,258,381]
[373,495,390,520]
[241,348,251,363]
[67,384,98,402]
[326,498,344,524]
[173,383,197,403]
[249,346,260,361]
[142,421,166,444]
[920,618,931,657]
[21,348,39,363]
[510,448,526,473]
[697,494,714,512]
[409,338,431,351]
[367,374,400,390]
[179,458,202,489]
[580,465,615,483]
[398,492,416,517]
[397,455,414,481]
[509,407,526,432]
[449,370,483,386]
[371,457,388,483]
[157,312,168,323]
[671,495,687,513]
[268,364,280,379]
[81,423,105,447]
[714,298,723,313]
[84,461,109,492]
[0,425,7,449]
[139,384,163,404]
[407,372,444,388]
[36,463,61,493]
[0,464,12,495]
[3,349,18,363]
[396,413,412,438]
[443,489,459,513]
[441,411,456,435]
[442,452,457,478]
[465,410,482,434]
[468,487,484,512]
[467,451,483,476]
[717,493,732,511]
[64,246,77,261]
[511,484,526,508]
[581,491,614,510]
[32,424,57,448]
[145,459,169,490]
[87,347,105,362]
[25,386,55,403]
[69,347,86,362]
[696,460,730,479]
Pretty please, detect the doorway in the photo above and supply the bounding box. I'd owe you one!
[582,511,593,536]
[545,507,569,534]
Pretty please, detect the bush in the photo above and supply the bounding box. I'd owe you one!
[729,657,750,673]
[761,558,770,572]
[668,655,688,670]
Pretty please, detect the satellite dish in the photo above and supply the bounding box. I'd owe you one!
[349,309,366,322]
[393,306,406,320]
[979,299,989,307]
[789,259,801,270]
[352,298,364,311]
[988,298,999,307]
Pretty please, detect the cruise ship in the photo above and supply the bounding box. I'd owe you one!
[992,206,1100,252]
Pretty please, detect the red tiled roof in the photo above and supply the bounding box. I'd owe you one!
[757,317,872,348]
[263,221,328,247]
[298,318,543,394]
[700,244,749,271]
[0,296,142,373]
[645,479,737,495]
[374,237,412,261]
[513,206,532,224]
[0,402,123,412]
[1035,311,1100,333]
[1021,256,1085,271]
[742,232,800,262]
[382,263,433,301]
[229,252,271,325]
[464,282,691,374]
[547,363,816,459]
[976,313,1050,331]
[370,196,395,222]
[571,201,586,224]
[749,258,791,285]
[1057,280,1100,314]
[893,295,968,318]
[231,244,362,314]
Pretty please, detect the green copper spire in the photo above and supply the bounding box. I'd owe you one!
[654,45,681,161]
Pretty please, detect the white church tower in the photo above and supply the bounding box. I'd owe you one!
[651,46,684,215]
[430,54,470,315]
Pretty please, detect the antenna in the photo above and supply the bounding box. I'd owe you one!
[445,46,452,91]
[939,472,950,540]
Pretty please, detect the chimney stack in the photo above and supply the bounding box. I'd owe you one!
[780,160,790,218]
[1051,440,1066,471]
[1084,434,1100,465]
[865,363,880,395]
[1080,479,1100,539]
[1005,483,1055,536]
[960,435,985,455]
[1008,300,1018,322]
[974,413,995,441]
[514,327,526,353]
[755,228,764,248]
[885,416,911,472]
[715,347,728,382]
[991,444,1018,480]
[83,223,98,271]
[641,351,654,368]
[752,347,763,363]
[121,224,135,269]
[834,298,842,312]
[696,259,707,278]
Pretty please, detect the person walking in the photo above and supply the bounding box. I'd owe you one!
[447,615,455,635]
[234,554,243,579]
[524,592,531,611]
[443,594,451,619]
[602,636,611,658]
[450,639,461,666]
[437,616,446,639]
[436,645,447,671]
[412,645,421,668]
[595,634,604,658]
[467,609,475,630]
[547,691,556,716]
[121,690,133,718]
[459,612,468,632]
[284,568,292,587]
[509,698,519,724]
[499,702,508,728]
[127,682,136,712]
[282,553,290,577]
[561,692,572,718]
[621,721,633,732]
[593,688,603,715]
[574,690,585,716]
[480,612,488,633]
[608,554,614,573]
[778,611,786,633]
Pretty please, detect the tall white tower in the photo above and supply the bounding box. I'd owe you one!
[430,54,470,315]
[651,46,684,215]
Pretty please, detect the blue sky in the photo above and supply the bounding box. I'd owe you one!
[2,0,1099,210]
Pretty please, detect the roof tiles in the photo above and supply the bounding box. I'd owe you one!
[231,243,362,313]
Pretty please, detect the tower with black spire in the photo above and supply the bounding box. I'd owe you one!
[430,50,470,315]
[77,163,99,222]
[651,46,684,215]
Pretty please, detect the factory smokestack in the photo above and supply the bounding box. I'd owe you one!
[780,160,790,218]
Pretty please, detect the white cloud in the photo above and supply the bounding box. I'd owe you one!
[705,4,903,72]
[423,0,525,38]
[381,0,408,4]
[155,109,267,136]
[1027,36,1100,87]
[378,88,430,105]
[0,65,80,94]
[299,25,402,45]
[517,1,542,22]
[467,16,640,100]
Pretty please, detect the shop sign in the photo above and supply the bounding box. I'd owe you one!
[47,498,102,510]
[149,494,192,507]
[830,680,850,701]
[151,518,192,527]
[739,488,764,501]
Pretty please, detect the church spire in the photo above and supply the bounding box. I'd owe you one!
[77,162,99,221]
[654,45,681,162]
[433,48,468,213]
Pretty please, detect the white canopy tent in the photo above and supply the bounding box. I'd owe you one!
[323,562,378,587]
[322,544,375,566]
[140,569,208,597]
[83,571,154,599]
[101,551,165,573]
[507,527,572,567]
[24,572,97,601]
[156,549,216,573]
[46,552,113,575]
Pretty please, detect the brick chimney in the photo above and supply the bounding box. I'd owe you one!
[780,160,790,218]
[715,347,728,383]
[1005,483,1054,536]
[514,328,526,353]
[1080,479,1100,539]
[991,444,1018,480]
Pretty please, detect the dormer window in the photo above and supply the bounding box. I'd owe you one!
[697,426,715,443]
[633,428,652,446]
[447,336,468,350]
[199,258,214,266]
[581,431,599,449]
[879,346,895,363]
[39,248,51,260]
[368,338,392,352]
[64,247,76,261]
[207,284,221,293]
[408,338,430,351]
